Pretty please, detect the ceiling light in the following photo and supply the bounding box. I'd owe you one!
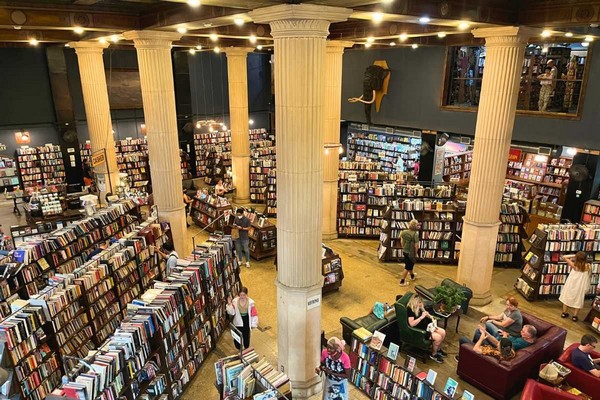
[187,0,201,7]
[249,35,257,44]
[64,43,70,47]
[249,119,254,125]
[541,30,552,38]
[222,125,227,131]
[99,38,107,44]
[210,34,218,42]
[582,42,590,47]
[73,27,84,35]
[382,0,394,3]
[196,122,201,129]
[13,25,21,30]
[458,21,470,30]
[196,45,202,50]
[437,32,447,38]
[209,126,214,132]
[213,46,220,53]
[419,16,430,24]
[177,27,188,34]
[256,45,263,50]
[367,36,375,43]
[110,35,119,43]
[565,147,577,156]
[585,35,594,42]
[372,12,384,23]
[29,38,39,46]
[411,43,419,49]
[189,49,196,55]
[234,18,245,26]
[565,32,573,37]
[541,46,548,53]
[389,41,396,46]
[365,43,372,48]
[399,33,408,41]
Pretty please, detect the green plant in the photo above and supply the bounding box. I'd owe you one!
[433,285,467,312]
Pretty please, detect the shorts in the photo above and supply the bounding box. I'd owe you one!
[403,252,415,271]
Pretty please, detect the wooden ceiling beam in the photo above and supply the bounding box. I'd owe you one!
[518,1,600,27]
[139,3,248,30]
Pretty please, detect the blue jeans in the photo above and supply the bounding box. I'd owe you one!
[485,321,502,338]
[236,238,250,262]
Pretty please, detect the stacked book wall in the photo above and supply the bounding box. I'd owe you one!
[115,138,150,192]
[16,145,66,189]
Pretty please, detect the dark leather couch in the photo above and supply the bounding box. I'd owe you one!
[520,379,581,400]
[340,311,398,348]
[557,343,600,400]
[457,312,567,400]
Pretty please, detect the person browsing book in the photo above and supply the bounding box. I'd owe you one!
[479,296,522,337]
[407,295,447,363]
[157,242,178,275]
[571,335,600,377]
[316,337,351,400]
[399,219,419,286]
[559,252,592,321]
[226,287,258,350]
[233,208,251,268]
[215,179,227,196]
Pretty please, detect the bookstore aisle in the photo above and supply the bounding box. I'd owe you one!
[0,199,591,400]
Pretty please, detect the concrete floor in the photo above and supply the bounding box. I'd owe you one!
[0,198,592,400]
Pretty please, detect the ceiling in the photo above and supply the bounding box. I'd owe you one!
[0,0,599,51]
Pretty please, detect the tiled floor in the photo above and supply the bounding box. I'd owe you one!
[0,198,592,400]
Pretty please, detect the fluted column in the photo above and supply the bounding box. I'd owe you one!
[323,41,353,240]
[122,30,190,256]
[224,48,253,203]
[250,5,351,398]
[69,41,120,200]
[457,27,534,305]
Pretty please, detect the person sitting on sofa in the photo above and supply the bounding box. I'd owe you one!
[407,294,447,363]
[479,296,523,338]
[456,324,536,362]
[571,334,600,377]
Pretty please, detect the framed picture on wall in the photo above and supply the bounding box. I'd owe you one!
[106,68,143,109]
[15,130,31,144]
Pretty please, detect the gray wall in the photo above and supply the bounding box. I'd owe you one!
[341,41,600,149]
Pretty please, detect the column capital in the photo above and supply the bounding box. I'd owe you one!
[326,40,354,53]
[122,30,182,48]
[223,47,254,57]
[249,4,352,38]
[68,41,109,53]
[472,26,540,45]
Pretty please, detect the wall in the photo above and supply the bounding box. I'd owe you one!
[341,41,600,149]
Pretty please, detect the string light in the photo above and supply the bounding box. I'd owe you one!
[399,33,408,41]
[458,21,470,30]
[29,38,39,46]
[73,27,84,34]
[189,49,196,55]
[367,36,375,43]
[177,27,187,34]
[210,34,218,42]
[437,32,447,38]
[234,18,244,26]
[372,13,384,23]
[196,45,202,50]
[187,0,201,7]
[565,32,573,37]
[249,35,257,44]
[419,16,430,24]
[541,30,552,38]
[411,43,419,49]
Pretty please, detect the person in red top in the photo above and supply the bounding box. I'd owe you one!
[316,337,351,400]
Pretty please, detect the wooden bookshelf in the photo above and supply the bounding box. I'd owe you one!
[0,156,20,190]
[496,202,527,266]
[191,195,233,232]
[581,200,600,224]
[248,218,277,260]
[16,146,43,189]
[322,245,343,293]
[249,158,274,204]
[38,145,65,186]
[583,294,600,335]
[115,138,150,192]
[265,168,277,217]
[443,151,472,181]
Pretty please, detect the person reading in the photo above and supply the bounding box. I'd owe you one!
[571,335,600,377]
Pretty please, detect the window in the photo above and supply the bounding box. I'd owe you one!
[442,44,590,118]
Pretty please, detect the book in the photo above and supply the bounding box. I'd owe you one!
[426,369,437,385]
[387,342,399,361]
[443,377,459,398]
[461,390,474,400]
[353,327,373,340]
[369,330,385,351]
[404,355,416,372]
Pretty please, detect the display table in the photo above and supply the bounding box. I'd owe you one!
[4,193,29,215]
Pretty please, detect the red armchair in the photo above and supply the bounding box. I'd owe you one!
[520,379,581,400]
[557,343,600,400]
[456,312,567,400]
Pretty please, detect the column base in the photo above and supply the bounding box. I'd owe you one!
[322,232,338,240]
[470,290,493,306]
[276,281,323,400]
[233,195,251,204]
[158,206,190,256]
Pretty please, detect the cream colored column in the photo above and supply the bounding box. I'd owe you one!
[323,41,353,240]
[122,31,190,256]
[69,41,120,200]
[457,26,534,305]
[250,5,351,398]
[224,48,253,203]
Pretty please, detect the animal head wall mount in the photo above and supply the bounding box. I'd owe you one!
[348,61,391,125]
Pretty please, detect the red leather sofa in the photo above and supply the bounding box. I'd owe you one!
[456,312,567,399]
[520,379,581,400]
[557,343,600,400]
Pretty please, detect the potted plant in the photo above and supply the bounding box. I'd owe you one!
[433,285,467,314]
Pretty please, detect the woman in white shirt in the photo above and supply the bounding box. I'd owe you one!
[226,287,258,349]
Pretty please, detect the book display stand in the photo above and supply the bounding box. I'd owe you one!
[191,194,233,233]
[322,244,343,293]
[248,216,277,261]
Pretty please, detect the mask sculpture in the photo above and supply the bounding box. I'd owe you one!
[348,62,391,125]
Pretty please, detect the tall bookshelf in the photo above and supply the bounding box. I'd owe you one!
[115,138,150,192]
[249,158,273,204]
[16,146,43,189]
[496,202,527,266]
[581,200,600,224]
[516,223,600,301]
[38,145,65,185]
[181,150,193,180]
[443,151,472,181]
[265,168,277,217]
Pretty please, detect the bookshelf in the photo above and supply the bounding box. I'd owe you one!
[193,130,233,184]
[496,202,527,266]
[322,244,343,293]
[250,159,274,204]
[79,141,92,166]
[516,223,600,301]
[191,194,233,233]
[16,146,43,189]
[265,168,277,217]
[248,217,277,260]
[581,200,600,224]
[584,292,600,334]
[38,145,66,186]
[544,156,572,185]
[443,151,472,181]
[0,156,20,190]
[181,150,193,180]
[349,334,455,400]
[115,138,150,192]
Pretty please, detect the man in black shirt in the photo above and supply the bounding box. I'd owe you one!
[233,208,251,268]
[571,334,600,377]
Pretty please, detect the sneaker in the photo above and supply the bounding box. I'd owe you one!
[436,349,448,358]
[561,312,569,318]
[399,281,410,287]
[429,354,443,364]
[246,262,250,268]
[454,355,460,363]
[237,259,242,265]
[410,273,417,281]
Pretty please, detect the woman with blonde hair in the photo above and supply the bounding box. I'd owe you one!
[559,251,592,321]
[316,337,351,400]
[407,294,447,363]
[399,219,419,286]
